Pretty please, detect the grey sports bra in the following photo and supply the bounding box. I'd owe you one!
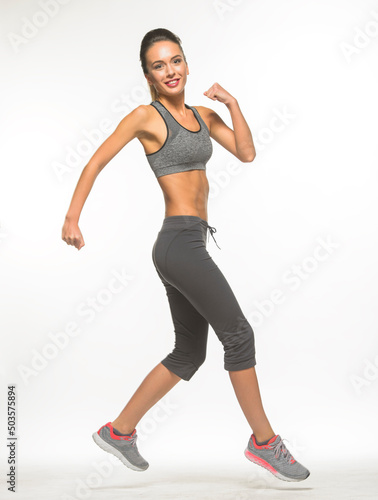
[145,100,213,179]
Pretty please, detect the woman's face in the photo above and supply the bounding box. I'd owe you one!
[145,40,188,97]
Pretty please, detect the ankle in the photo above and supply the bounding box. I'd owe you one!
[111,421,135,435]
[254,433,276,444]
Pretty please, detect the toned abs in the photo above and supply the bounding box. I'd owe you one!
[138,104,210,221]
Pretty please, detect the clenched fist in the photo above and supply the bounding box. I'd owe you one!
[62,218,85,250]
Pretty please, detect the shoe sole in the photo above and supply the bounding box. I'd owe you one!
[244,448,310,482]
[92,432,149,472]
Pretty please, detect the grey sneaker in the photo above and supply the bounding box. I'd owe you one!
[92,422,149,471]
[244,433,310,482]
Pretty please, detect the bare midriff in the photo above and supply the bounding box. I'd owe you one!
[157,169,209,221]
[138,104,210,222]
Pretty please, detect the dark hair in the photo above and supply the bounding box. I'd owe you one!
[140,28,187,101]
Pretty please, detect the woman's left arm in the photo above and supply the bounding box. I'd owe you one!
[203,82,256,162]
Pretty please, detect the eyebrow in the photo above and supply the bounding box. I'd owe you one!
[152,54,182,65]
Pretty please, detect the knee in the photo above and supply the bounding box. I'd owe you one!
[182,349,207,381]
[217,318,256,370]
[162,347,207,382]
[194,349,207,370]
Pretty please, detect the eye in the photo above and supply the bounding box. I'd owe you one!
[174,58,181,63]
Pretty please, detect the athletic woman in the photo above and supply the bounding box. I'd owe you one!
[62,28,310,482]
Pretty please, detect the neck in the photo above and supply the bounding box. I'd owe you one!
[157,94,186,113]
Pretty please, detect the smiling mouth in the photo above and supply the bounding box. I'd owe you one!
[165,79,180,87]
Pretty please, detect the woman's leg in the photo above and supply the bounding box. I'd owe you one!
[112,215,273,440]
[152,216,275,441]
[229,366,275,442]
[111,220,210,433]
[111,362,181,434]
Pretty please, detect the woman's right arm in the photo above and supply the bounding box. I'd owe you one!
[62,105,148,250]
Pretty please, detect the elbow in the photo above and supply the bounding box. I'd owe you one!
[240,151,256,163]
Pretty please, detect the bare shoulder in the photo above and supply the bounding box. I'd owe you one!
[133,103,153,116]
[130,103,153,122]
[124,103,155,138]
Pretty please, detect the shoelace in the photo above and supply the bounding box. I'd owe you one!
[128,435,137,448]
[118,433,137,447]
[207,225,221,249]
[270,437,294,463]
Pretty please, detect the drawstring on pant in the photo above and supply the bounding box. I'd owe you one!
[206,224,221,249]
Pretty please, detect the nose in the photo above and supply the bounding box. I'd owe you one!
[165,63,176,77]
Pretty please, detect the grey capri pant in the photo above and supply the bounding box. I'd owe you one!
[151,215,256,381]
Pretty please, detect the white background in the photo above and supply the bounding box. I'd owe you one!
[1,0,378,498]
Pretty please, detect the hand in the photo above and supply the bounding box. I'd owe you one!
[203,82,236,105]
[62,218,85,250]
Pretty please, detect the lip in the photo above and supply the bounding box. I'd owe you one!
[165,78,180,86]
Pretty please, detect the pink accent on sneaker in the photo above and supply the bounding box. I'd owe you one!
[98,422,136,441]
[245,449,277,474]
[251,434,277,449]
